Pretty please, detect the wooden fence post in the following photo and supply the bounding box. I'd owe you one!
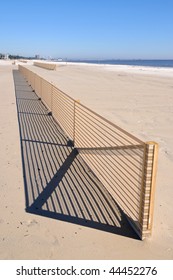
[73,100,80,145]
[51,82,53,113]
[140,141,159,239]
[40,78,43,99]
[34,72,35,90]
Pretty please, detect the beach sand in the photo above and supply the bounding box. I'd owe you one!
[0,60,173,259]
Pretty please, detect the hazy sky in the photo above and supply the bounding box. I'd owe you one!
[0,0,173,59]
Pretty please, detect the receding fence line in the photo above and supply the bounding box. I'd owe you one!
[34,61,56,70]
[19,59,28,63]
[18,65,158,240]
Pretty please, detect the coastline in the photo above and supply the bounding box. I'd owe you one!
[0,61,173,259]
[2,59,173,76]
[56,62,173,79]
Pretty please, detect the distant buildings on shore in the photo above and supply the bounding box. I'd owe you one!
[0,53,41,60]
[0,53,9,59]
[0,52,65,62]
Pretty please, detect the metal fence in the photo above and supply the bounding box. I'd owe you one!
[18,65,158,239]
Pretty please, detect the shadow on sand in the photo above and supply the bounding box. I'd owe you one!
[13,69,139,239]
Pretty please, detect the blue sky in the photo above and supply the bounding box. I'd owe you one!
[0,0,173,59]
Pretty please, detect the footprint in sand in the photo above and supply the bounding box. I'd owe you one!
[23,219,39,227]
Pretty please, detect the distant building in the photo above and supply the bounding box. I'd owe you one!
[0,53,9,59]
[35,54,40,59]
[4,54,9,60]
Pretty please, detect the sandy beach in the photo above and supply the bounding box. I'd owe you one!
[0,60,173,259]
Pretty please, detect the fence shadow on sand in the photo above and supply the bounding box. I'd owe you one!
[13,69,139,239]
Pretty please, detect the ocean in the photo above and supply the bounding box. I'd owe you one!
[67,59,173,68]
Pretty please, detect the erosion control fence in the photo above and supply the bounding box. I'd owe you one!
[18,65,158,240]
[34,61,57,70]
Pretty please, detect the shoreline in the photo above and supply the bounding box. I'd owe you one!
[65,62,173,77]
[1,59,173,77]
